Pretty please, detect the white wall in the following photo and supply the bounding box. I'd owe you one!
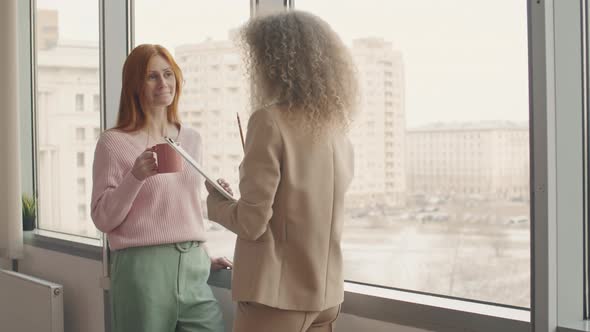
[17,245,105,332]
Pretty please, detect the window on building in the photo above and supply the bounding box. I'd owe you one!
[75,93,84,112]
[93,94,99,112]
[75,127,85,141]
[78,204,86,221]
[77,178,85,195]
[76,152,85,167]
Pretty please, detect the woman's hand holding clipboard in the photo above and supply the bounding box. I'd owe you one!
[164,137,237,202]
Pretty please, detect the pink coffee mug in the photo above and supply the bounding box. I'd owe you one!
[152,143,183,173]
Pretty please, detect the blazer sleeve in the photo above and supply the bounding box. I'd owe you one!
[206,110,283,241]
[90,135,145,233]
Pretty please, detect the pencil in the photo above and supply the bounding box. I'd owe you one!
[237,112,245,151]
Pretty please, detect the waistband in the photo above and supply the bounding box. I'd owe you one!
[112,241,202,253]
[173,241,201,253]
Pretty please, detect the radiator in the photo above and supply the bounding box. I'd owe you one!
[0,269,64,332]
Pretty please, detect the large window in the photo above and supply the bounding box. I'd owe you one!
[296,0,530,307]
[34,0,102,240]
[133,0,251,259]
[136,0,530,308]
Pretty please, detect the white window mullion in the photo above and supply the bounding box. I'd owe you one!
[531,0,587,330]
[19,1,33,195]
[101,0,129,130]
[554,0,586,328]
[99,0,130,293]
[255,0,287,17]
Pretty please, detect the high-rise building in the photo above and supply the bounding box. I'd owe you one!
[348,38,406,208]
[176,39,249,196]
[406,122,529,200]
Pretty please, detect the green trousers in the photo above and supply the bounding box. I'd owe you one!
[111,242,224,332]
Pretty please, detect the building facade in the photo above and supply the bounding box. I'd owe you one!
[406,122,529,200]
[348,38,406,208]
[176,39,248,196]
[36,40,101,238]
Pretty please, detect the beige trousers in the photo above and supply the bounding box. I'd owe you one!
[233,302,341,332]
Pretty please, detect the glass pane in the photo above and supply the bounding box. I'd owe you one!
[296,0,530,307]
[134,0,250,258]
[35,0,102,239]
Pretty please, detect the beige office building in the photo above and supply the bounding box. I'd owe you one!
[176,39,248,193]
[348,38,406,208]
[406,122,529,200]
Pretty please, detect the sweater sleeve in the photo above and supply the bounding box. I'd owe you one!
[90,134,145,233]
[206,110,283,241]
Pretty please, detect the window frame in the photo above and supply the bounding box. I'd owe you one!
[583,0,590,321]
[529,0,590,331]
[17,0,590,331]
[28,0,106,242]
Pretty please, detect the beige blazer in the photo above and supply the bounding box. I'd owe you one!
[207,106,354,311]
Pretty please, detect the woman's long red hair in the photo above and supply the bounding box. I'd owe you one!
[113,44,183,132]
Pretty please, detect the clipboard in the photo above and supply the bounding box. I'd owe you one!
[164,136,237,202]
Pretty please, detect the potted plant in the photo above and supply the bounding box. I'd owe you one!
[22,194,36,231]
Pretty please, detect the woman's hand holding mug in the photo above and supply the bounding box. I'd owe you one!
[131,148,157,181]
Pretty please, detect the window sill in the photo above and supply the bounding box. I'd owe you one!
[20,231,532,332]
[207,270,530,332]
[340,282,530,331]
[344,282,529,321]
[23,230,102,261]
[559,321,590,332]
[20,231,533,332]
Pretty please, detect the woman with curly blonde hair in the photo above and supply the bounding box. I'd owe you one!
[205,10,359,332]
[241,9,358,137]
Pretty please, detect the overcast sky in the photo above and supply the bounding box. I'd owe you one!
[37,0,529,127]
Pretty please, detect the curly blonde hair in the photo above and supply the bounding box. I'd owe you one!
[238,10,359,137]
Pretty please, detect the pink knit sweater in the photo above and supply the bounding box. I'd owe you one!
[90,127,207,250]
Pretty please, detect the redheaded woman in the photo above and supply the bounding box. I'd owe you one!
[91,44,231,332]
